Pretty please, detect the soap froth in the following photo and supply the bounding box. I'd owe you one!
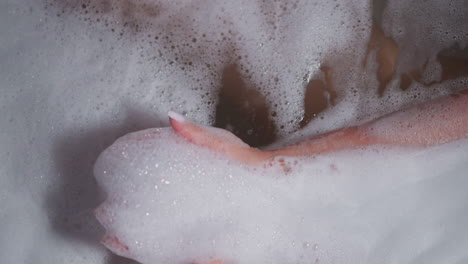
[1,0,467,263]
[94,128,468,264]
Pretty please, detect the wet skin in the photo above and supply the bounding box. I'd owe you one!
[169,89,468,167]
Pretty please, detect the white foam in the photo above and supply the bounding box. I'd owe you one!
[381,0,468,74]
[94,129,468,264]
[1,0,467,263]
[39,0,467,138]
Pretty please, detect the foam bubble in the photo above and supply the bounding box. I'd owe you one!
[381,0,468,73]
[94,128,468,264]
[43,0,467,141]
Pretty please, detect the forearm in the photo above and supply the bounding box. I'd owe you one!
[266,89,468,158]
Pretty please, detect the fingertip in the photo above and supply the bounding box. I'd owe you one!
[168,111,186,135]
[168,111,186,123]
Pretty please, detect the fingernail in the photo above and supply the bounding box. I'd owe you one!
[168,111,186,123]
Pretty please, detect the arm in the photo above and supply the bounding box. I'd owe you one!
[169,89,468,164]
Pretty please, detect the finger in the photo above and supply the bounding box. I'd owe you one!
[168,111,265,164]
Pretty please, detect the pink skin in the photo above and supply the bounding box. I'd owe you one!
[98,89,468,263]
[170,89,468,166]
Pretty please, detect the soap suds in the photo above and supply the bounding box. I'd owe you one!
[94,129,468,264]
[0,0,467,263]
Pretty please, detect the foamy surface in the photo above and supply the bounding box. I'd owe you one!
[0,0,467,263]
[95,129,468,264]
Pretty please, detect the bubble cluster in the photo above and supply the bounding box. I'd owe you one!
[94,127,468,264]
[41,0,467,146]
[1,0,467,263]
